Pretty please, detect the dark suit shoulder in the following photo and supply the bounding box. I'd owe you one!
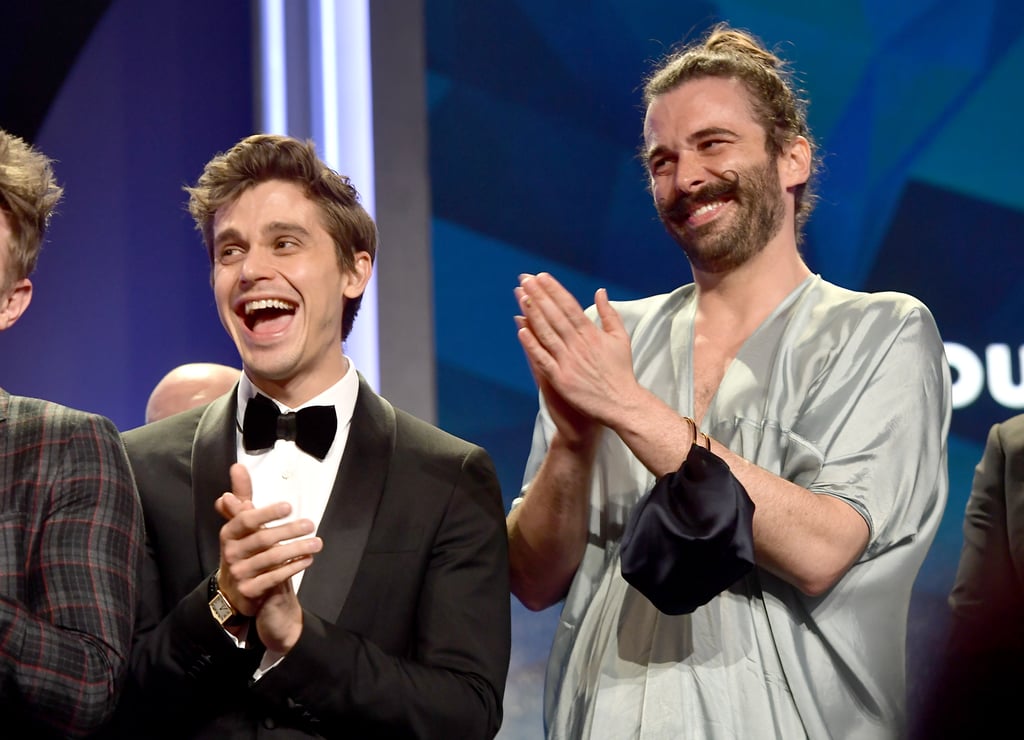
[981,414,1024,498]
[122,404,206,456]
[119,405,212,501]
[992,413,1024,451]
[391,406,489,460]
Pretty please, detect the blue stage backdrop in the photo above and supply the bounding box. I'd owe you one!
[424,1,1024,736]
[1,0,251,430]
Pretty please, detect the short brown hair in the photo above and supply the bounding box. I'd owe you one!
[186,134,377,340]
[0,130,64,288]
[644,24,819,241]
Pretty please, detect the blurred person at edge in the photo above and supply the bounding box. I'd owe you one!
[914,413,1024,738]
[0,129,143,738]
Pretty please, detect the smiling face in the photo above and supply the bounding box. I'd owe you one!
[644,76,803,274]
[212,179,371,405]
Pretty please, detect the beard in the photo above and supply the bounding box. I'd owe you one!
[657,158,787,274]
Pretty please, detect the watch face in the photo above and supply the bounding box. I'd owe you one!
[209,591,236,624]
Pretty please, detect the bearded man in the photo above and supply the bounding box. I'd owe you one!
[507,23,950,740]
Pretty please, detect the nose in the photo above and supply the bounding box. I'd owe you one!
[239,247,273,284]
[675,150,706,194]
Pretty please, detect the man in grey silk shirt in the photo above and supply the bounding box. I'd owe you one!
[507,24,950,739]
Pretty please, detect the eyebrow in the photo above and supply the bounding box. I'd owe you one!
[263,221,312,238]
[213,227,243,249]
[688,126,739,143]
[213,221,312,248]
[644,143,671,163]
[644,126,740,162]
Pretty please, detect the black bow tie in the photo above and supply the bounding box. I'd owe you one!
[242,394,337,461]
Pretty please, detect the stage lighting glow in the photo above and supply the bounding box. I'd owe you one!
[257,0,379,390]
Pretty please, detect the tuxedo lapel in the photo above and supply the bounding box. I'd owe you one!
[298,376,395,622]
[192,391,238,575]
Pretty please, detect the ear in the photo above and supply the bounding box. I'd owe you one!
[0,278,32,331]
[779,135,811,189]
[342,251,373,299]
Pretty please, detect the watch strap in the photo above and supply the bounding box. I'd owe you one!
[207,569,221,601]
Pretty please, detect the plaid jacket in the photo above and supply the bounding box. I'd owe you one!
[0,388,143,738]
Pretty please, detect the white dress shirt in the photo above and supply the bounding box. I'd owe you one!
[234,361,359,594]
[228,361,359,677]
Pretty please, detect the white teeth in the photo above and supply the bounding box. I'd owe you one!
[692,202,722,218]
[244,298,294,314]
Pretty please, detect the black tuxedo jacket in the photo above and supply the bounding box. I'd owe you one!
[113,378,510,739]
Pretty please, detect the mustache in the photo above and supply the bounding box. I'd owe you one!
[660,169,741,222]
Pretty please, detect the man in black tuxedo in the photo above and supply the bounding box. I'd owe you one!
[115,134,510,738]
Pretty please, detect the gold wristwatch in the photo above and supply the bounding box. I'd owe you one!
[208,569,247,627]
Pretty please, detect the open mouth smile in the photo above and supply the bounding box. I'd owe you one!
[240,298,297,333]
[688,199,729,225]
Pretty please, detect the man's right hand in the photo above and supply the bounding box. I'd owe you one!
[215,463,323,619]
[514,273,637,434]
[515,314,599,451]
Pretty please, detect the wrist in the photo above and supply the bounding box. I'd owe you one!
[255,608,304,654]
[207,570,251,628]
[552,427,600,458]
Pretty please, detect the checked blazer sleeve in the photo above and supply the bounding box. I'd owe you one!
[0,392,144,738]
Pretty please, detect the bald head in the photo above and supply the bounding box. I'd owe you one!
[145,362,241,423]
